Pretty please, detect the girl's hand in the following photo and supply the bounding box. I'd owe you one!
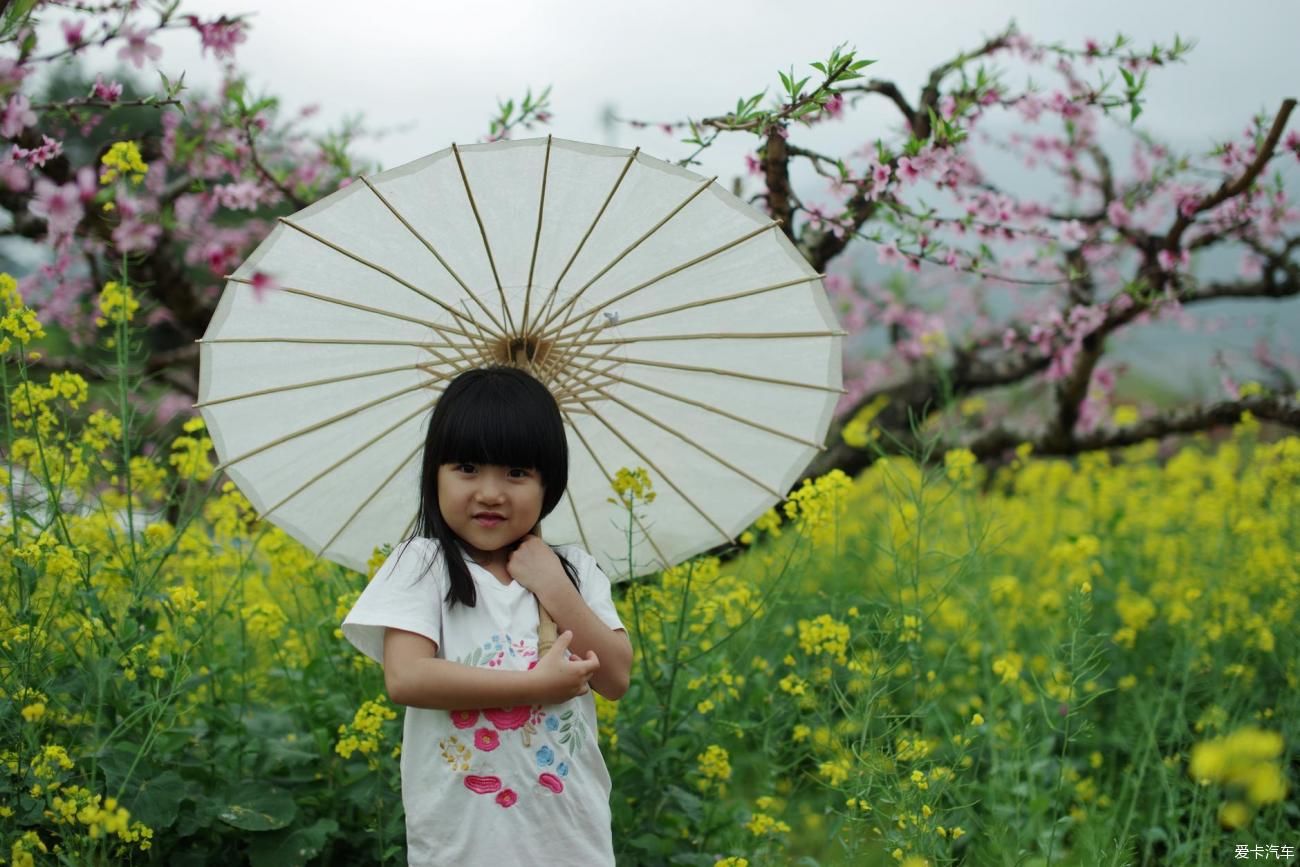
[530,630,600,704]
[507,532,565,595]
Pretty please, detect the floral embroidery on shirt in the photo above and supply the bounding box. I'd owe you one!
[482,705,531,730]
[443,633,590,806]
[464,774,500,794]
[553,708,590,752]
[439,735,471,772]
[456,633,539,668]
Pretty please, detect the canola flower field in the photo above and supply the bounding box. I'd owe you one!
[1,273,1298,866]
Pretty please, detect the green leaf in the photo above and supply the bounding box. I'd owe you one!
[778,69,792,96]
[217,783,297,831]
[0,0,39,39]
[249,819,340,867]
[124,771,190,830]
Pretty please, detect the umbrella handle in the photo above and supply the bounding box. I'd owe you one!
[536,597,558,657]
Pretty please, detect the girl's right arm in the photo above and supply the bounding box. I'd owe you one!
[384,628,598,710]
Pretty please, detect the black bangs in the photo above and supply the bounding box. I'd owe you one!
[437,377,551,472]
[428,366,568,491]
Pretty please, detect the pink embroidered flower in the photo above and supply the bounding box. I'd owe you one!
[474,728,500,752]
[450,710,479,729]
[483,705,531,730]
[538,773,564,794]
[464,775,501,794]
[495,789,518,808]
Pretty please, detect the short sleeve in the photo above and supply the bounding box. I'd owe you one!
[568,546,625,632]
[341,538,444,665]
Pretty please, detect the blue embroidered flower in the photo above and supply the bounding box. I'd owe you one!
[545,715,559,732]
[556,761,569,777]
[536,746,554,767]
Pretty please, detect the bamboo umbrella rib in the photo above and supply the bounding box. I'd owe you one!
[258,398,435,521]
[214,377,447,474]
[199,336,466,349]
[552,349,826,452]
[574,395,735,544]
[546,337,624,408]
[358,176,509,337]
[557,272,821,341]
[226,276,477,342]
[275,218,487,339]
[538,174,717,335]
[531,147,640,337]
[539,308,611,389]
[196,362,432,409]
[319,441,424,556]
[564,348,846,394]
[559,405,670,572]
[458,299,505,369]
[580,329,846,345]
[522,135,553,339]
[541,220,783,343]
[451,143,516,338]
[570,365,789,496]
[560,487,593,558]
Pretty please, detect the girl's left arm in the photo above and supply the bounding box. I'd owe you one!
[535,580,633,701]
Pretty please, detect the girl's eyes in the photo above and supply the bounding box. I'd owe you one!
[453,464,532,478]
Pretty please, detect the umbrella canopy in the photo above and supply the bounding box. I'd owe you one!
[198,136,844,581]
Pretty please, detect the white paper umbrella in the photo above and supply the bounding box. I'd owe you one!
[197,136,844,584]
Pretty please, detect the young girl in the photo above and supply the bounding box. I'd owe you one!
[341,365,633,867]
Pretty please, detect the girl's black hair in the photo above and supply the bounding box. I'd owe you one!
[395,364,580,609]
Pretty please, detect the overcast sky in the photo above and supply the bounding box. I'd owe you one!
[32,0,1300,396]
[138,0,1300,180]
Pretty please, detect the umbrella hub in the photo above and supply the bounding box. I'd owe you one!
[496,333,555,371]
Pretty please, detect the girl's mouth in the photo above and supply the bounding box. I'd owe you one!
[474,516,504,526]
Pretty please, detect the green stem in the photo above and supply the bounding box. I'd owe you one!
[114,258,140,582]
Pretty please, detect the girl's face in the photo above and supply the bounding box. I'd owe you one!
[437,462,544,567]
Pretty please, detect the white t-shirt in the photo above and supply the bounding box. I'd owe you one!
[340,537,625,867]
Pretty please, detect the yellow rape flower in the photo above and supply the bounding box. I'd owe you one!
[696,744,732,793]
[1189,726,1287,805]
[944,448,977,484]
[0,272,45,354]
[99,141,149,185]
[797,614,851,664]
[608,465,656,508]
[96,281,139,327]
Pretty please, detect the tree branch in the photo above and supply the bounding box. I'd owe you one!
[762,128,794,241]
[1166,97,1297,249]
[966,395,1300,459]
